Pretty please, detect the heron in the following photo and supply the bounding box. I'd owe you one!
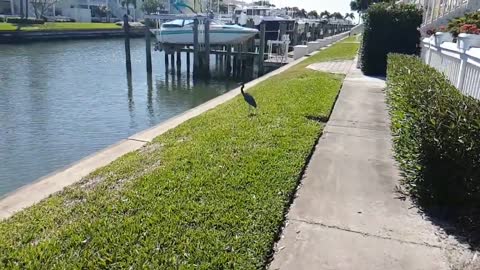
[241,83,257,114]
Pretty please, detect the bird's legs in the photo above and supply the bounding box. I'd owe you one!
[247,105,256,117]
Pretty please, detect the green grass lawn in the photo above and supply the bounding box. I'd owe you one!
[0,38,359,269]
[0,22,121,31]
[0,23,17,31]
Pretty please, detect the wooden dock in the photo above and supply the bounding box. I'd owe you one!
[123,14,354,80]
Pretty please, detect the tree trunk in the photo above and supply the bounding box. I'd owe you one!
[25,0,29,18]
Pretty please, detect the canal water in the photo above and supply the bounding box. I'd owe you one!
[0,38,246,196]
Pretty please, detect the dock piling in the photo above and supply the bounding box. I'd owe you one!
[258,22,266,75]
[204,19,211,77]
[226,45,232,75]
[186,49,191,74]
[293,22,299,46]
[123,14,132,74]
[164,52,169,73]
[176,51,181,68]
[145,19,152,74]
[193,19,200,75]
[176,51,181,76]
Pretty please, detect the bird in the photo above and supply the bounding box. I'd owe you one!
[240,83,257,113]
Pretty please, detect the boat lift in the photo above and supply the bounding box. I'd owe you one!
[266,33,290,65]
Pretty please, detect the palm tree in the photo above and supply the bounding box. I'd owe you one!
[320,10,331,19]
[332,12,343,20]
[349,12,356,21]
[307,10,318,19]
[344,12,355,21]
[299,8,307,18]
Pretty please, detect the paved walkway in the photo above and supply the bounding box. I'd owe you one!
[269,62,456,269]
[307,60,354,74]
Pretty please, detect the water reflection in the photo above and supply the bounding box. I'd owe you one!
[0,38,241,196]
[147,73,154,119]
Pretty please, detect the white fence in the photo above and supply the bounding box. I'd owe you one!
[421,37,480,99]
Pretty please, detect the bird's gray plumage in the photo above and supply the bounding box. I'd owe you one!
[241,83,257,109]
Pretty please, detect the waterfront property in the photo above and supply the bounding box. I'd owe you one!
[0,22,120,30]
[0,38,239,197]
[0,36,359,268]
[0,0,144,22]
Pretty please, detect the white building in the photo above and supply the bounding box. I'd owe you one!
[399,0,480,29]
[0,0,144,22]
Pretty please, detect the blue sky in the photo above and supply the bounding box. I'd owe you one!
[269,0,352,14]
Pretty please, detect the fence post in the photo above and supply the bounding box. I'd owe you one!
[426,41,432,65]
[456,52,468,90]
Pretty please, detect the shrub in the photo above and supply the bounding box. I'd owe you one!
[0,17,4,23]
[361,3,422,75]
[447,11,480,37]
[6,17,45,24]
[386,54,480,209]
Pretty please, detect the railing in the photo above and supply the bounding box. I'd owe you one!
[421,37,480,99]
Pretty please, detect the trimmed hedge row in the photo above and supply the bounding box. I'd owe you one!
[361,3,422,75]
[6,17,45,24]
[386,54,480,208]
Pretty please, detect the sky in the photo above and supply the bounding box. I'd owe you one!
[269,0,352,14]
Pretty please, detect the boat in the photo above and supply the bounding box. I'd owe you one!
[151,19,259,45]
[231,6,296,42]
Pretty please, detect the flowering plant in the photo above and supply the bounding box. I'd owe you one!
[426,26,447,36]
[426,28,436,36]
[459,24,480,34]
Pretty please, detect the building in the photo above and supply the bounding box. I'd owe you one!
[0,0,144,22]
[399,0,480,29]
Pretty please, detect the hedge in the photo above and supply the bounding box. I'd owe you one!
[0,39,359,269]
[361,3,422,75]
[386,54,480,209]
[6,17,45,24]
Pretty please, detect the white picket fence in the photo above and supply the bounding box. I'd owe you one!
[421,38,480,99]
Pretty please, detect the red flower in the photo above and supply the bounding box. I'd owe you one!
[460,24,480,34]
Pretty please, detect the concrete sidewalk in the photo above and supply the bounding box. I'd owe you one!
[269,62,453,269]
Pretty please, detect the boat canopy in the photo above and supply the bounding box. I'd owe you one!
[162,19,194,28]
[162,19,243,28]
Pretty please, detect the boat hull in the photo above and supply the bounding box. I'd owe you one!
[152,28,258,45]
